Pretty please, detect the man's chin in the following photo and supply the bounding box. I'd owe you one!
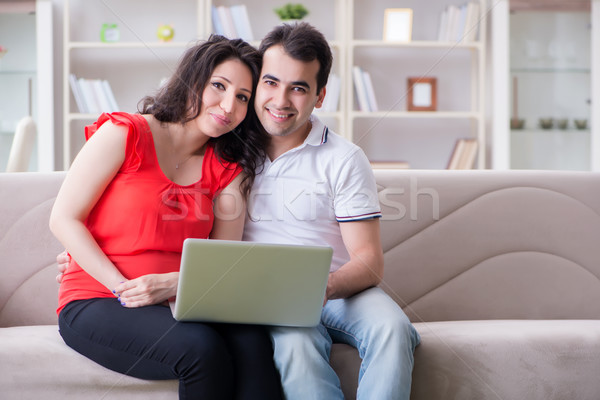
[267,129,294,138]
[261,122,293,137]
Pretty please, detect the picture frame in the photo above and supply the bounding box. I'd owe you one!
[383,8,413,42]
[407,77,437,111]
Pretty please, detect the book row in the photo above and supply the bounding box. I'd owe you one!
[370,138,478,170]
[352,66,378,112]
[447,138,478,169]
[438,1,480,43]
[69,74,119,114]
[211,5,254,42]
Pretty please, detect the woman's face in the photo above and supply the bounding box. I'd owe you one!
[196,58,253,138]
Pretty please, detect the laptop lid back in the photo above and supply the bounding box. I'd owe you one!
[173,239,332,327]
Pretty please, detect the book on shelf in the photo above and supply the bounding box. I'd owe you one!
[438,2,480,43]
[91,80,112,113]
[101,80,119,112]
[69,74,119,114]
[69,74,88,114]
[212,5,254,42]
[211,6,225,37]
[463,2,480,42]
[77,78,100,114]
[370,161,410,169]
[230,5,254,42]
[447,138,478,169]
[316,73,340,113]
[362,70,379,112]
[352,66,378,112]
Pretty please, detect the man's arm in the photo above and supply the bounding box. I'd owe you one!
[325,218,384,301]
[56,250,69,283]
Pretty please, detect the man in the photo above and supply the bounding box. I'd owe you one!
[244,23,420,399]
[58,23,420,399]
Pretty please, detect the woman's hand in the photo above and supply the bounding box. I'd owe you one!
[113,272,179,308]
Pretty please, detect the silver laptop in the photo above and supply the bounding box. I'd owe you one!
[172,238,333,327]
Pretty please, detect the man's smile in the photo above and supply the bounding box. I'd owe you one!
[267,108,294,120]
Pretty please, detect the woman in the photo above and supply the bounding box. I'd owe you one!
[50,36,281,400]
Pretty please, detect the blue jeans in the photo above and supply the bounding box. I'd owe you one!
[269,287,420,400]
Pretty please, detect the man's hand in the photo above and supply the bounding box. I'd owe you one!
[56,250,70,284]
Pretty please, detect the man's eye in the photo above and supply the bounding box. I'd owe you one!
[293,87,306,93]
[264,80,276,86]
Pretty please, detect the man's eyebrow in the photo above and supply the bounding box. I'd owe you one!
[262,74,280,82]
[262,74,311,90]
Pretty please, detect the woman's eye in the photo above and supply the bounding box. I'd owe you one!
[237,94,249,103]
[212,82,225,90]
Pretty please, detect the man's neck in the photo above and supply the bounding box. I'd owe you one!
[267,121,312,161]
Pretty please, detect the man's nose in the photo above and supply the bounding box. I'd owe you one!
[271,87,290,108]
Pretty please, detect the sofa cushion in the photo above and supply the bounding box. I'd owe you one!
[0,325,178,400]
[375,170,600,322]
[329,320,600,400]
[411,320,600,400]
[0,172,65,327]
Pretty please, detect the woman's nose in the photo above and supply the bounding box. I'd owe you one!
[220,92,236,114]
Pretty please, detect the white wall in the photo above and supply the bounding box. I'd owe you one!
[0,11,38,171]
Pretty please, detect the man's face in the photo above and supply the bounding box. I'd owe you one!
[254,44,325,138]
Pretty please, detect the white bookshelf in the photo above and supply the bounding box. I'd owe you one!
[61,0,487,170]
[345,0,487,169]
[62,0,203,169]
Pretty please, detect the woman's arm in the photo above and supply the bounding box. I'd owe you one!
[49,120,129,293]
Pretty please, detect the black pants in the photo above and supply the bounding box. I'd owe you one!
[59,298,282,400]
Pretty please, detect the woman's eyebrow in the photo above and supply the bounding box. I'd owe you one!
[214,75,252,94]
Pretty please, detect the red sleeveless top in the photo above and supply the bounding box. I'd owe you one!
[57,112,241,313]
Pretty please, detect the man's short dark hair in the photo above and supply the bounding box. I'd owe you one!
[259,22,333,93]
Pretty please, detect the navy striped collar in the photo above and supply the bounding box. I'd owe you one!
[305,115,329,147]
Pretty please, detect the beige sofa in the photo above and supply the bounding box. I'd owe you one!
[2,170,600,400]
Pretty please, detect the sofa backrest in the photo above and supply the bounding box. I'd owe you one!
[374,169,600,323]
[0,172,65,327]
[2,170,599,327]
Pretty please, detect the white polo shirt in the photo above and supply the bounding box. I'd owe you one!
[243,115,381,272]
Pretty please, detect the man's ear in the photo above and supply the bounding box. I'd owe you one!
[315,87,326,109]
